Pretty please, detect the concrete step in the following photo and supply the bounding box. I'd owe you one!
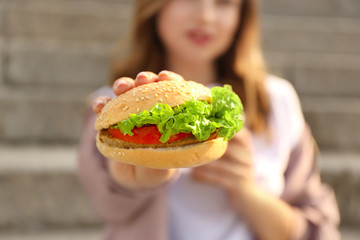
[302,97,360,151]
[341,228,360,240]
[264,51,360,97]
[4,36,360,95]
[259,0,360,18]
[0,86,90,144]
[2,36,360,96]
[261,16,360,99]
[0,228,359,240]
[0,145,359,231]
[0,145,101,231]
[1,36,359,96]
[261,15,360,54]
[1,38,111,87]
[319,152,360,228]
[2,0,133,42]
[0,229,102,240]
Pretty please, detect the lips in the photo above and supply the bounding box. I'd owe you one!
[186,29,212,46]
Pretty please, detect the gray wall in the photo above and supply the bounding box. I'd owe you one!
[0,0,133,145]
[0,0,360,232]
[0,0,359,150]
[260,0,360,151]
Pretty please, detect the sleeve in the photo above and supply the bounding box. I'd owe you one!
[281,128,341,239]
[273,78,340,239]
[77,106,168,223]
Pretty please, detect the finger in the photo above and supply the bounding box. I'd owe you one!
[92,96,111,114]
[230,127,252,149]
[113,77,135,96]
[192,167,233,190]
[134,71,158,87]
[108,160,137,188]
[157,70,184,82]
[193,160,251,189]
[231,128,250,144]
[221,145,253,167]
[135,167,176,188]
[195,160,243,180]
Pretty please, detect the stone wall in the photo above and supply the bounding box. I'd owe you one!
[0,0,359,150]
[0,0,133,145]
[0,0,360,233]
[259,0,360,151]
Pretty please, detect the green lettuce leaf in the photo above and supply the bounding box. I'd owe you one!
[111,84,243,143]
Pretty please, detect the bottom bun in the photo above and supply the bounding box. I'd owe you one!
[96,132,228,169]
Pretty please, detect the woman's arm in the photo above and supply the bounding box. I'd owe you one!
[77,70,182,223]
[228,125,341,240]
[77,107,169,223]
[192,76,341,239]
[193,125,340,240]
[192,129,295,240]
[281,126,340,240]
[230,182,295,240]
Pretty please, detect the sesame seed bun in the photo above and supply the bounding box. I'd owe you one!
[94,80,211,130]
[94,79,227,169]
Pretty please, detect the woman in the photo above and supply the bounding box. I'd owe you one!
[78,0,340,239]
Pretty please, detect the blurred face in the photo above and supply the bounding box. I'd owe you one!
[157,0,242,65]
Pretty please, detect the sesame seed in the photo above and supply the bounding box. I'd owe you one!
[145,96,150,100]
[136,98,139,102]
[141,97,144,100]
[122,105,129,111]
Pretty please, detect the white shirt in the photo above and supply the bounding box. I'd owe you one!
[169,75,305,240]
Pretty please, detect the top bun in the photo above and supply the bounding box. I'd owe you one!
[95,80,211,130]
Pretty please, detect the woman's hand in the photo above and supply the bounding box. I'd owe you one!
[192,128,257,212]
[92,71,183,189]
[92,70,184,113]
[193,129,297,240]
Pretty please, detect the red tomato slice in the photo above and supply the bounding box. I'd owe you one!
[108,125,191,144]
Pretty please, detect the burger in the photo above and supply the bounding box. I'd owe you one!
[95,79,243,169]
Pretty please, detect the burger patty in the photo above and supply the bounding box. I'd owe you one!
[99,129,218,149]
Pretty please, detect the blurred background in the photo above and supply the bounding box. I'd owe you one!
[0,0,359,239]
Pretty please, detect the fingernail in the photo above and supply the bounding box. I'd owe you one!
[136,72,149,81]
[114,79,128,89]
[159,70,169,76]
[158,71,170,81]
[95,98,104,107]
